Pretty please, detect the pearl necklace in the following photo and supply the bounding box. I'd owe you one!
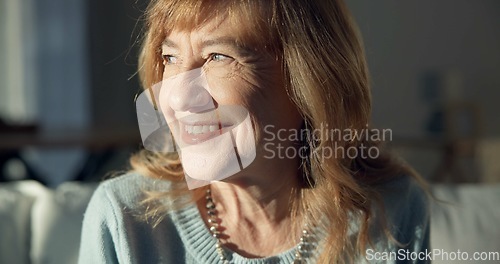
[205,188,315,264]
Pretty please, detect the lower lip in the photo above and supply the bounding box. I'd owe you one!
[180,124,233,145]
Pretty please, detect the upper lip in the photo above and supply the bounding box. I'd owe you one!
[177,113,233,127]
[178,119,231,128]
[174,106,246,128]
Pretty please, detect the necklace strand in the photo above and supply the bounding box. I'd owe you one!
[205,188,314,264]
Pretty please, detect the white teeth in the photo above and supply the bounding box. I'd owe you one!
[185,124,222,135]
[193,126,202,134]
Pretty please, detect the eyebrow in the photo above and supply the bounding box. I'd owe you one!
[201,37,241,48]
[162,37,249,52]
[162,39,179,49]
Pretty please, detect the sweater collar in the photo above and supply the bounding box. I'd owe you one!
[172,203,297,264]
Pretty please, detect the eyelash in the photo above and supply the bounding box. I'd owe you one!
[208,53,231,62]
[161,53,232,65]
[162,55,177,65]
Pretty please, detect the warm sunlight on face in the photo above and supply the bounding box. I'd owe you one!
[157,16,302,186]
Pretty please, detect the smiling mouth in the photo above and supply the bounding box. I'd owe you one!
[180,122,234,144]
[174,105,248,146]
[184,124,222,135]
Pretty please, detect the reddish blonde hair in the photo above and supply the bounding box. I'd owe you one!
[131,0,415,262]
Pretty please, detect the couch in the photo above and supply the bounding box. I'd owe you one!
[1,180,499,264]
[0,181,96,264]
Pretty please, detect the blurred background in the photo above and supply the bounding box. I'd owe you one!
[0,0,148,186]
[349,0,500,184]
[0,0,499,263]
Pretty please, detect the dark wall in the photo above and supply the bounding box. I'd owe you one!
[87,0,149,128]
[347,0,500,137]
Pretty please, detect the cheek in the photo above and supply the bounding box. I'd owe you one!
[204,69,257,106]
[245,81,302,138]
[203,61,239,79]
[207,58,302,130]
[158,83,177,134]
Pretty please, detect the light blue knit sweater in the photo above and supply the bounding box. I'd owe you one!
[78,173,430,264]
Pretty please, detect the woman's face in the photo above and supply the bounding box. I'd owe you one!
[158,16,302,187]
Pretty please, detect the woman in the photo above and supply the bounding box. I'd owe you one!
[79,0,429,263]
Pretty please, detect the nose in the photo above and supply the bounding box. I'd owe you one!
[165,68,215,113]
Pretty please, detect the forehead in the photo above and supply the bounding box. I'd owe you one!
[155,1,277,51]
[161,0,261,31]
[163,17,242,46]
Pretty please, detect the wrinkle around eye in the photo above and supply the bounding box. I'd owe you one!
[205,53,235,64]
[162,54,178,65]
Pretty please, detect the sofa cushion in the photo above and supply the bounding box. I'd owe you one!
[30,181,97,264]
[431,184,500,264]
[0,181,46,264]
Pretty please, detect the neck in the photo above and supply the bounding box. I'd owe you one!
[198,161,305,257]
[211,174,300,223]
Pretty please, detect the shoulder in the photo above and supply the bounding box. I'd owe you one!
[377,174,429,214]
[93,172,172,209]
[375,174,430,246]
[83,172,178,238]
[80,173,185,263]
[97,172,169,193]
[83,172,175,226]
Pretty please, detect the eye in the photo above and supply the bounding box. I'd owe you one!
[208,53,232,63]
[162,54,178,65]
